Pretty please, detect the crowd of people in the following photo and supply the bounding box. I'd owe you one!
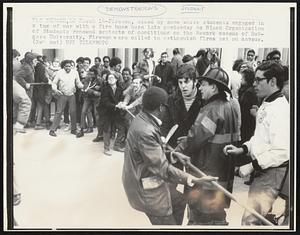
[12,47,290,226]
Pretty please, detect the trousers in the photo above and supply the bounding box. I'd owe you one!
[13,80,31,125]
[50,94,77,132]
[242,167,287,225]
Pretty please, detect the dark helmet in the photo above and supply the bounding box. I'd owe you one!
[199,67,231,94]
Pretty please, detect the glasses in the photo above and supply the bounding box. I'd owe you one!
[104,60,109,63]
[254,77,267,83]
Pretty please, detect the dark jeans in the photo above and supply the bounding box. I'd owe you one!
[50,94,77,132]
[64,103,69,124]
[146,213,177,225]
[80,98,96,129]
[28,97,37,123]
[103,117,126,150]
[75,91,83,124]
[96,107,104,137]
[36,101,50,125]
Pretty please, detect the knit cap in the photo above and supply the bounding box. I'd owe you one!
[142,86,168,111]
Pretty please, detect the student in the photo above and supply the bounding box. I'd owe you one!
[99,71,126,155]
[224,61,289,225]
[49,60,84,137]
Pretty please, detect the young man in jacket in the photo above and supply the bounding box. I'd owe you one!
[76,69,102,138]
[153,52,175,94]
[160,64,203,225]
[33,56,51,130]
[122,86,217,225]
[176,67,241,225]
[224,61,289,225]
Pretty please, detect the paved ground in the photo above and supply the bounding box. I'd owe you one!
[12,126,260,229]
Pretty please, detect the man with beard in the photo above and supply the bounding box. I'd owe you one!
[161,64,203,225]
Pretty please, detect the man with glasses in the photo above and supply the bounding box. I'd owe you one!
[246,49,257,70]
[102,56,110,70]
[266,50,281,63]
[224,61,289,225]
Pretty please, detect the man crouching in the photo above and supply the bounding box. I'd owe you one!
[122,86,217,225]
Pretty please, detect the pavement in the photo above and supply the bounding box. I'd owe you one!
[12,125,272,229]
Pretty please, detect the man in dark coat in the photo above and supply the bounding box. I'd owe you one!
[99,71,126,155]
[33,56,51,130]
[161,64,203,225]
[238,68,259,143]
[14,52,39,127]
[176,67,241,225]
[154,52,175,94]
[122,86,217,225]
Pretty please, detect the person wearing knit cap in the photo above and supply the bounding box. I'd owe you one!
[175,67,241,225]
[122,86,218,225]
[161,63,203,225]
[14,51,39,127]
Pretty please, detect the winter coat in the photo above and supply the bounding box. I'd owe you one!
[33,61,50,104]
[177,94,241,207]
[14,62,35,98]
[238,85,259,143]
[171,54,183,76]
[122,111,189,216]
[99,84,124,132]
[154,61,175,94]
[161,89,203,148]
